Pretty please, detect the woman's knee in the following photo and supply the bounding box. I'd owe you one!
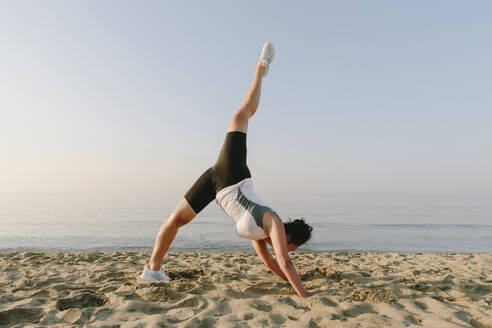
[235,106,253,119]
[228,109,250,132]
[168,213,191,228]
[168,204,196,228]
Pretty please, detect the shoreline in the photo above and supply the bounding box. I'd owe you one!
[2,248,492,255]
[1,251,491,327]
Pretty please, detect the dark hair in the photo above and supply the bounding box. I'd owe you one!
[284,218,313,246]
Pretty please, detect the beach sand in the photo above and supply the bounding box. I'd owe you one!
[0,251,490,328]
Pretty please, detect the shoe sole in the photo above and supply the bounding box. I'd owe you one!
[260,42,275,64]
[139,274,169,282]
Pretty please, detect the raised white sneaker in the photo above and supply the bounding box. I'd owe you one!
[140,264,170,282]
[259,41,275,75]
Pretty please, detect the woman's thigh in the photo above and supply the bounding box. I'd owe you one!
[183,167,216,215]
[213,131,251,191]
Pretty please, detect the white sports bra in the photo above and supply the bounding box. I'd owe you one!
[215,178,276,240]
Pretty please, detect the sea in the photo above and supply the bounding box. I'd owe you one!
[0,193,490,253]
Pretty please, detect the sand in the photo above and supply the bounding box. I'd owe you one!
[0,251,491,328]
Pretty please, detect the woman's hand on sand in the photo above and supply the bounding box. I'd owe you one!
[302,290,321,298]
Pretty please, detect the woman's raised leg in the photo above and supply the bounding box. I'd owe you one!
[227,42,274,133]
[227,64,265,134]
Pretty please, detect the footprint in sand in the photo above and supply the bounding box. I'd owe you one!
[341,303,378,318]
[320,297,338,307]
[224,287,248,299]
[90,270,127,283]
[56,293,107,311]
[94,308,113,320]
[250,299,273,312]
[0,307,44,326]
[460,283,492,301]
[168,269,207,280]
[278,296,309,310]
[136,284,173,302]
[345,287,397,303]
[301,267,342,281]
[454,311,489,328]
[268,312,286,325]
[56,308,91,324]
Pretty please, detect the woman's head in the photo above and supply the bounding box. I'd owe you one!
[284,218,313,248]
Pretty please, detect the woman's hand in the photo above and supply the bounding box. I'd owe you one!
[302,290,322,298]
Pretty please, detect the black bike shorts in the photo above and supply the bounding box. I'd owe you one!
[184,131,251,214]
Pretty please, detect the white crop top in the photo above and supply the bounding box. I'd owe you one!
[216,178,276,240]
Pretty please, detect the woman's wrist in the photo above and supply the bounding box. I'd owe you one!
[299,290,310,298]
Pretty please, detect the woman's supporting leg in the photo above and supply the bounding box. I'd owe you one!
[227,64,266,133]
[148,198,196,271]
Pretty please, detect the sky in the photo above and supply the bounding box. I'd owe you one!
[1,1,491,196]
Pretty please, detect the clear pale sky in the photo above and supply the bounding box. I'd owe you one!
[1,1,491,196]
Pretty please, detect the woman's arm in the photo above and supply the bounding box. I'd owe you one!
[268,217,309,297]
[265,214,318,298]
[252,240,288,281]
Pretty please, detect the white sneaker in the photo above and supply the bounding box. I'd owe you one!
[140,264,170,282]
[259,41,275,75]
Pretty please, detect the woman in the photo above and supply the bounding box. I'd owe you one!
[141,42,320,298]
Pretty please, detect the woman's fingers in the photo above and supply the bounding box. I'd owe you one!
[305,290,322,297]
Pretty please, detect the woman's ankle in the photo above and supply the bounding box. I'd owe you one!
[256,63,266,77]
[148,260,162,271]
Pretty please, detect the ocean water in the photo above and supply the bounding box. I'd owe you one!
[0,193,490,253]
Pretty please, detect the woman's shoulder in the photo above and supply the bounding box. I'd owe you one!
[262,211,282,233]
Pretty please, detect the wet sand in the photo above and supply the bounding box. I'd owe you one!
[0,251,491,327]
